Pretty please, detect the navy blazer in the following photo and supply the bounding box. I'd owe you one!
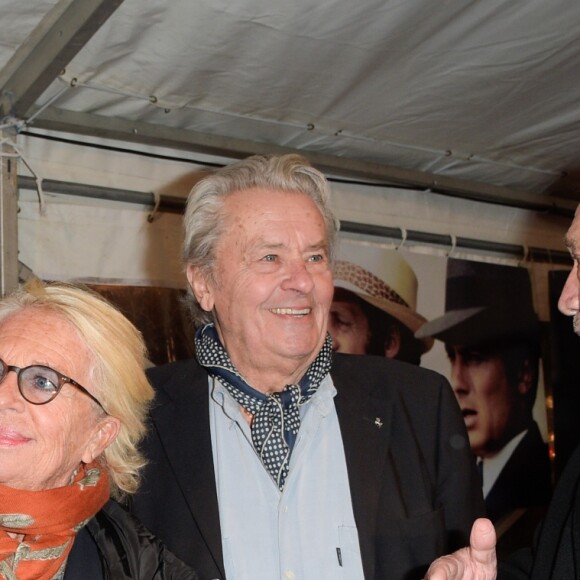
[131,353,484,580]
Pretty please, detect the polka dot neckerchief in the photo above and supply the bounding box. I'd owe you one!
[195,323,333,490]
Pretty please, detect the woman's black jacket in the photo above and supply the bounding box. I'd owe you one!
[64,499,199,579]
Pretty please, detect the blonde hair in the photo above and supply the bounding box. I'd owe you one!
[0,281,154,500]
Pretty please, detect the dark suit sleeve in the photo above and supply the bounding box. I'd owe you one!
[383,369,486,578]
[431,372,487,550]
[333,355,485,579]
[130,360,225,579]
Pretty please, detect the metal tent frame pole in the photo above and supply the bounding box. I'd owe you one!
[18,175,571,266]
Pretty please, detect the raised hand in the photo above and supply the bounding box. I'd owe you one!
[425,518,497,580]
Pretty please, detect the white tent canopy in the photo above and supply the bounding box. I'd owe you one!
[1,0,579,292]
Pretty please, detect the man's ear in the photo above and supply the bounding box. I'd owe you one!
[384,325,401,359]
[186,264,215,312]
[518,358,534,396]
[82,416,121,464]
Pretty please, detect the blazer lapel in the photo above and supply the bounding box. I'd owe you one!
[332,354,396,580]
[150,361,224,576]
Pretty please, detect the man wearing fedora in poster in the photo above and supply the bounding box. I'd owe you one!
[329,241,433,365]
[416,258,552,552]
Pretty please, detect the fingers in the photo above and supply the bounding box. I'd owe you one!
[424,519,497,580]
[424,553,464,579]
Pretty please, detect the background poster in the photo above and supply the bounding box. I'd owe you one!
[402,249,549,442]
[334,238,555,555]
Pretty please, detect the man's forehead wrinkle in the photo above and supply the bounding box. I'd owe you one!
[256,238,284,249]
[252,235,327,250]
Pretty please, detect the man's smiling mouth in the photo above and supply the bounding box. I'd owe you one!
[270,307,311,316]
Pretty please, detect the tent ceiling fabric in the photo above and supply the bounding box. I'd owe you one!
[1,0,580,205]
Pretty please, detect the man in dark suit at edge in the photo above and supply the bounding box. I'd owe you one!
[426,204,580,579]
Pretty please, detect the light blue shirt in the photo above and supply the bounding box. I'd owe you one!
[209,374,365,580]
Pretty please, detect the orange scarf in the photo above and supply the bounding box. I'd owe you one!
[0,462,109,579]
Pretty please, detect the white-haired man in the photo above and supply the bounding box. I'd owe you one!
[131,154,484,580]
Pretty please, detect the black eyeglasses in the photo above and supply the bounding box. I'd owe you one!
[0,358,107,413]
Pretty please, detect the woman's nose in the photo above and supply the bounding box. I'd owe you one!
[0,370,25,411]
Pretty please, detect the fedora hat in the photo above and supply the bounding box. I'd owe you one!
[415,258,540,347]
[333,241,434,353]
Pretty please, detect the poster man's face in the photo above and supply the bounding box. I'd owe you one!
[446,345,519,458]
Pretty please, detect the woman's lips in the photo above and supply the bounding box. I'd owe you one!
[0,428,31,446]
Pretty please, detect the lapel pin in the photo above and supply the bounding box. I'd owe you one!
[374,417,383,429]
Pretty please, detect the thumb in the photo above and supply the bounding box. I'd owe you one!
[470,518,496,563]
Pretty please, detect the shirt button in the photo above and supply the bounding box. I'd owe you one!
[284,571,295,579]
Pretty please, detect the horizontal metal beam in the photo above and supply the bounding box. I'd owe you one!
[340,221,571,266]
[27,106,578,218]
[0,0,125,118]
[18,175,571,265]
[19,175,184,215]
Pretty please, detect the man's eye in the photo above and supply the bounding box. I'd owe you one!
[261,255,277,262]
[330,313,353,328]
[464,353,485,364]
[308,254,324,263]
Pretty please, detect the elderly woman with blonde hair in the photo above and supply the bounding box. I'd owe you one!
[0,281,197,579]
